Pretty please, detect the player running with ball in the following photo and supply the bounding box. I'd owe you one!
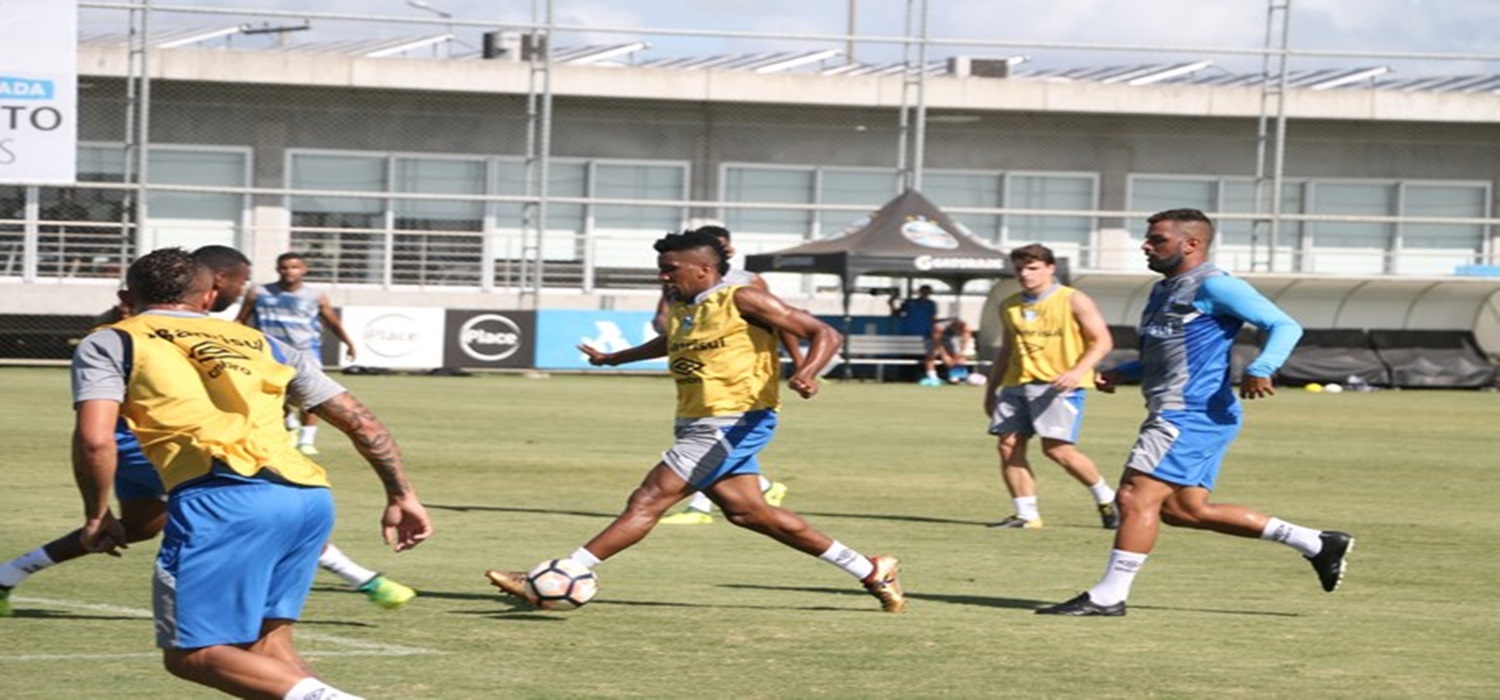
[486,229,905,613]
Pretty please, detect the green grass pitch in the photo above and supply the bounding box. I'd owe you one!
[1,367,1497,698]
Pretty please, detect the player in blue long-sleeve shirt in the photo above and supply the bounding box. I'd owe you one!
[1037,208,1354,617]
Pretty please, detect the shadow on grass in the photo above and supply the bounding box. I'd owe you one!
[428,503,991,528]
[723,583,1046,610]
[5,609,140,621]
[427,503,615,519]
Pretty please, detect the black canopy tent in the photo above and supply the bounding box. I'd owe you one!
[744,189,1016,374]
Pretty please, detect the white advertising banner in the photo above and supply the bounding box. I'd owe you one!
[0,0,78,184]
[340,306,446,370]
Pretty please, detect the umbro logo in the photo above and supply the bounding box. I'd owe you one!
[670,357,704,376]
[188,341,250,363]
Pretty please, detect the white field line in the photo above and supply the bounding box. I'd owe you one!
[3,596,439,661]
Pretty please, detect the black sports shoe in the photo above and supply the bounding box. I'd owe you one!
[1097,502,1120,530]
[1034,592,1125,617]
[1306,531,1354,592]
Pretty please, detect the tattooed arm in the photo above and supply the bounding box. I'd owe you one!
[312,392,433,551]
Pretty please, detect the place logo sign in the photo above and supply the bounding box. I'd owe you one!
[458,314,524,362]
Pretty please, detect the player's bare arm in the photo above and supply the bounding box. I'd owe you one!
[311,392,432,551]
[1054,289,1113,390]
[749,274,809,371]
[233,286,258,326]
[577,334,670,367]
[732,285,841,399]
[319,294,358,362]
[73,399,126,555]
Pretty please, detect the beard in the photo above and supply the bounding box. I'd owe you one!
[1146,251,1183,274]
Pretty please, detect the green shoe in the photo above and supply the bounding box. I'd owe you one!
[659,510,714,525]
[0,586,11,617]
[762,481,789,508]
[359,575,416,609]
[298,443,320,456]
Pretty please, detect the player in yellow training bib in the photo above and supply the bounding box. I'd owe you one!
[485,229,907,613]
[984,243,1118,530]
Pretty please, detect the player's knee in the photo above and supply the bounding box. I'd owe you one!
[161,649,206,680]
[1040,443,1075,463]
[1160,499,1205,527]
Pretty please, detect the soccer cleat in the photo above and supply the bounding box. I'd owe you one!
[917,377,943,387]
[485,569,537,605]
[862,555,906,613]
[987,515,1043,529]
[659,509,714,525]
[762,481,789,508]
[1097,502,1121,529]
[0,586,11,617]
[359,575,416,610]
[1306,531,1354,592]
[1035,592,1126,617]
[298,443,320,456]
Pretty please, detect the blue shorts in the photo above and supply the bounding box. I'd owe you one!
[115,446,165,501]
[153,477,334,649]
[114,424,165,501]
[1123,410,1241,490]
[662,409,777,489]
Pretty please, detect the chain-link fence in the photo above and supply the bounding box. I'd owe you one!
[4,1,1500,362]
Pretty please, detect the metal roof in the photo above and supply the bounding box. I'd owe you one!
[76,30,1500,94]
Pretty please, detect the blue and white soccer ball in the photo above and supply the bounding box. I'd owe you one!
[524,559,599,611]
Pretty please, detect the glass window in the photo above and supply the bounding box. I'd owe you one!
[1005,174,1095,247]
[924,172,1002,243]
[593,162,685,231]
[290,154,386,284]
[819,169,899,238]
[145,149,248,251]
[391,157,485,286]
[37,145,132,278]
[1311,182,1395,249]
[1130,177,1216,215]
[1402,184,1486,250]
[723,167,813,236]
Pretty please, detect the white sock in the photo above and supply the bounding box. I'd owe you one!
[1088,479,1117,505]
[1261,517,1323,557]
[568,547,602,569]
[285,413,300,431]
[818,541,876,581]
[299,425,318,446]
[0,547,57,587]
[284,677,365,700]
[1014,496,1040,521]
[685,492,714,513]
[757,475,772,492]
[925,370,938,380]
[1086,549,1148,606]
[318,544,380,588]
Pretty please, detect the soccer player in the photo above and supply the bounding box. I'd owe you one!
[70,247,431,697]
[657,225,792,525]
[237,251,358,455]
[889,284,941,385]
[1036,209,1353,617]
[984,243,1118,530]
[486,229,906,613]
[0,247,416,617]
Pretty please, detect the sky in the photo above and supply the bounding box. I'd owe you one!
[79,0,1500,76]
